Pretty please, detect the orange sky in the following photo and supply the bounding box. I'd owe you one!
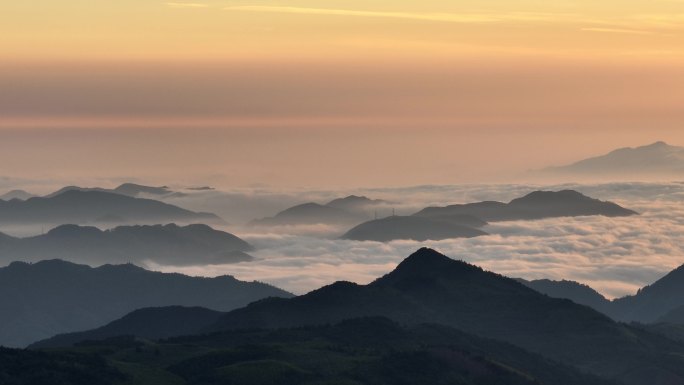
[1,1,683,186]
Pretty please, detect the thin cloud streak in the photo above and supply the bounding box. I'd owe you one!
[223,6,566,24]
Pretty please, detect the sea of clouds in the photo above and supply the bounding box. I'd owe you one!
[146,181,684,299]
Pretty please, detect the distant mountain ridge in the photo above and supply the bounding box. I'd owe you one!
[341,215,488,241]
[249,195,388,227]
[0,190,220,226]
[541,141,684,178]
[0,189,35,201]
[0,223,253,265]
[343,190,636,242]
[413,190,637,222]
[0,259,292,347]
[45,183,173,198]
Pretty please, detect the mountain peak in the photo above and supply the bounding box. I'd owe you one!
[374,248,482,287]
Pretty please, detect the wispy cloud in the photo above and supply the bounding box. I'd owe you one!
[166,2,209,8]
[581,27,655,35]
[223,6,564,24]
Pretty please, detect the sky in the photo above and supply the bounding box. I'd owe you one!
[1,1,684,187]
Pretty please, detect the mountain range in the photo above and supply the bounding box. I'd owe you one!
[541,141,684,178]
[45,183,174,198]
[0,189,220,226]
[344,190,636,242]
[23,248,684,385]
[519,264,684,324]
[0,259,292,347]
[414,190,636,222]
[0,223,253,266]
[248,195,388,227]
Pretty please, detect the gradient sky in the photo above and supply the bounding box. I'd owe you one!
[2,1,684,187]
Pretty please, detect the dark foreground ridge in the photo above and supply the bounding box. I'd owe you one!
[0,259,292,347]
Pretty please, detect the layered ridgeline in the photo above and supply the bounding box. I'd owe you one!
[540,141,684,178]
[519,265,684,324]
[44,183,174,198]
[0,223,253,265]
[343,190,636,242]
[0,189,220,226]
[31,306,225,349]
[27,248,684,385]
[0,260,292,348]
[249,195,388,227]
[204,248,684,385]
[26,317,614,385]
[413,190,636,222]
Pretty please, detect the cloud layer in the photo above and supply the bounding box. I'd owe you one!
[148,182,684,299]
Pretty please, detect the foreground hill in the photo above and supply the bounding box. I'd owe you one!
[541,141,684,178]
[31,306,224,349]
[413,190,636,222]
[0,260,292,347]
[341,215,487,242]
[206,248,684,385]
[0,190,220,226]
[0,223,253,265]
[22,317,617,385]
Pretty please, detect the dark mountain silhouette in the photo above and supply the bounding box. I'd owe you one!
[611,264,684,323]
[24,317,615,385]
[325,194,388,212]
[341,215,487,242]
[0,189,35,201]
[31,306,224,349]
[414,190,637,221]
[0,190,220,225]
[206,248,684,384]
[541,141,684,178]
[249,202,364,227]
[46,183,173,198]
[517,278,612,314]
[0,223,253,265]
[0,259,292,347]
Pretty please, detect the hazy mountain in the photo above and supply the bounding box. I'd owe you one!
[611,264,684,323]
[0,223,252,265]
[249,202,364,227]
[31,306,224,349]
[112,183,172,197]
[517,278,612,314]
[0,189,35,201]
[542,141,684,178]
[0,190,220,226]
[413,190,637,221]
[325,195,388,212]
[46,183,173,198]
[0,259,292,347]
[341,215,487,242]
[658,305,684,324]
[206,248,684,384]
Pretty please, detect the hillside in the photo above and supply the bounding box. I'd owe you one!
[0,260,292,347]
